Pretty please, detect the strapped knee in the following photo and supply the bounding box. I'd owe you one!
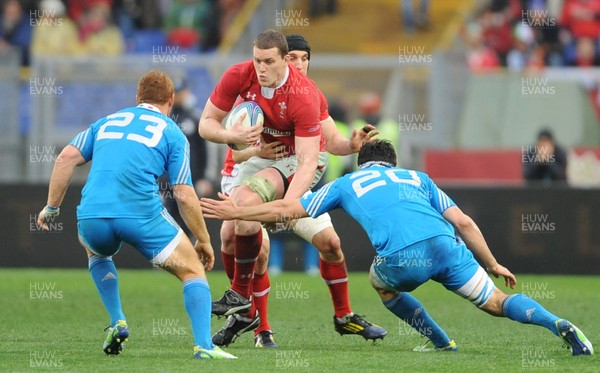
[454,267,496,308]
[241,175,276,203]
[369,262,395,291]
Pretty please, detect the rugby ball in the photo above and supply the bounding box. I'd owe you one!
[225,101,264,151]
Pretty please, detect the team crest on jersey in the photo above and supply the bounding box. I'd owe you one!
[246,91,256,100]
[278,102,287,118]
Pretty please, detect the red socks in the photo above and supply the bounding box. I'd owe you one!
[320,258,352,318]
[231,230,262,299]
[221,252,235,283]
[250,272,271,334]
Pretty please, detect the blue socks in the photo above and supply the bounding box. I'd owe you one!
[382,291,561,349]
[183,277,213,349]
[89,256,214,349]
[384,292,451,348]
[503,294,560,335]
[88,256,126,326]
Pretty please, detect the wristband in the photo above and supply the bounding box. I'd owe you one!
[46,205,59,212]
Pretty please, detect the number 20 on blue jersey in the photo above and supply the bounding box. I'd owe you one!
[350,169,421,198]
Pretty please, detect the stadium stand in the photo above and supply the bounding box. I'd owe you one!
[127,29,168,54]
[295,0,475,54]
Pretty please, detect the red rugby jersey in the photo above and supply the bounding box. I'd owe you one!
[211,60,326,154]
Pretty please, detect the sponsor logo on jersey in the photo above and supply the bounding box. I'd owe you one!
[263,127,292,137]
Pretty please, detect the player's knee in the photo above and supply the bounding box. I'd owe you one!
[314,230,343,261]
[369,264,393,296]
[238,175,276,204]
[235,219,261,236]
[160,239,205,281]
[163,258,204,281]
[375,288,398,302]
[84,247,97,258]
[481,288,509,317]
[232,186,262,207]
[220,223,235,255]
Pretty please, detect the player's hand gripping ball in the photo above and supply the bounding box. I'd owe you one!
[225,101,264,150]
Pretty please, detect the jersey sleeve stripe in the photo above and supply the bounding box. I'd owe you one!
[437,189,453,211]
[78,129,90,150]
[437,189,445,210]
[175,142,191,185]
[306,181,333,216]
[72,129,89,150]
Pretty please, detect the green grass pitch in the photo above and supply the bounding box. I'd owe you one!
[1,269,598,372]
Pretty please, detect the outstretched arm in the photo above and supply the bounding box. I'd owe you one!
[322,117,378,155]
[201,193,308,222]
[37,145,86,230]
[443,206,517,288]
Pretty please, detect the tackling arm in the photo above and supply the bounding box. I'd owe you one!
[201,193,308,222]
[322,117,378,156]
[443,206,517,288]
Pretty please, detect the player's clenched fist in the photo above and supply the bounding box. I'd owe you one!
[37,205,60,231]
[194,241,215,271]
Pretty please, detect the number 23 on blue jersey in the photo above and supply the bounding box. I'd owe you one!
[96,111,167,147]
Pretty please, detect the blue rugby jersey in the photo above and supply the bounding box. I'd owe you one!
[69,104,192,219]
[300,164,456,257]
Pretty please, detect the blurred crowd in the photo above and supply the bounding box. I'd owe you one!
[462,0,600,72]
[0,0,245,65]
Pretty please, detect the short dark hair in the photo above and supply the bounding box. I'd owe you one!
[136,70,174,105]
[254,29,288,58]
[357,139,397,167]
[537,128,554,141]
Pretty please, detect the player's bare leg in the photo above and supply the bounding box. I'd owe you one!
[212,168,285,317]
